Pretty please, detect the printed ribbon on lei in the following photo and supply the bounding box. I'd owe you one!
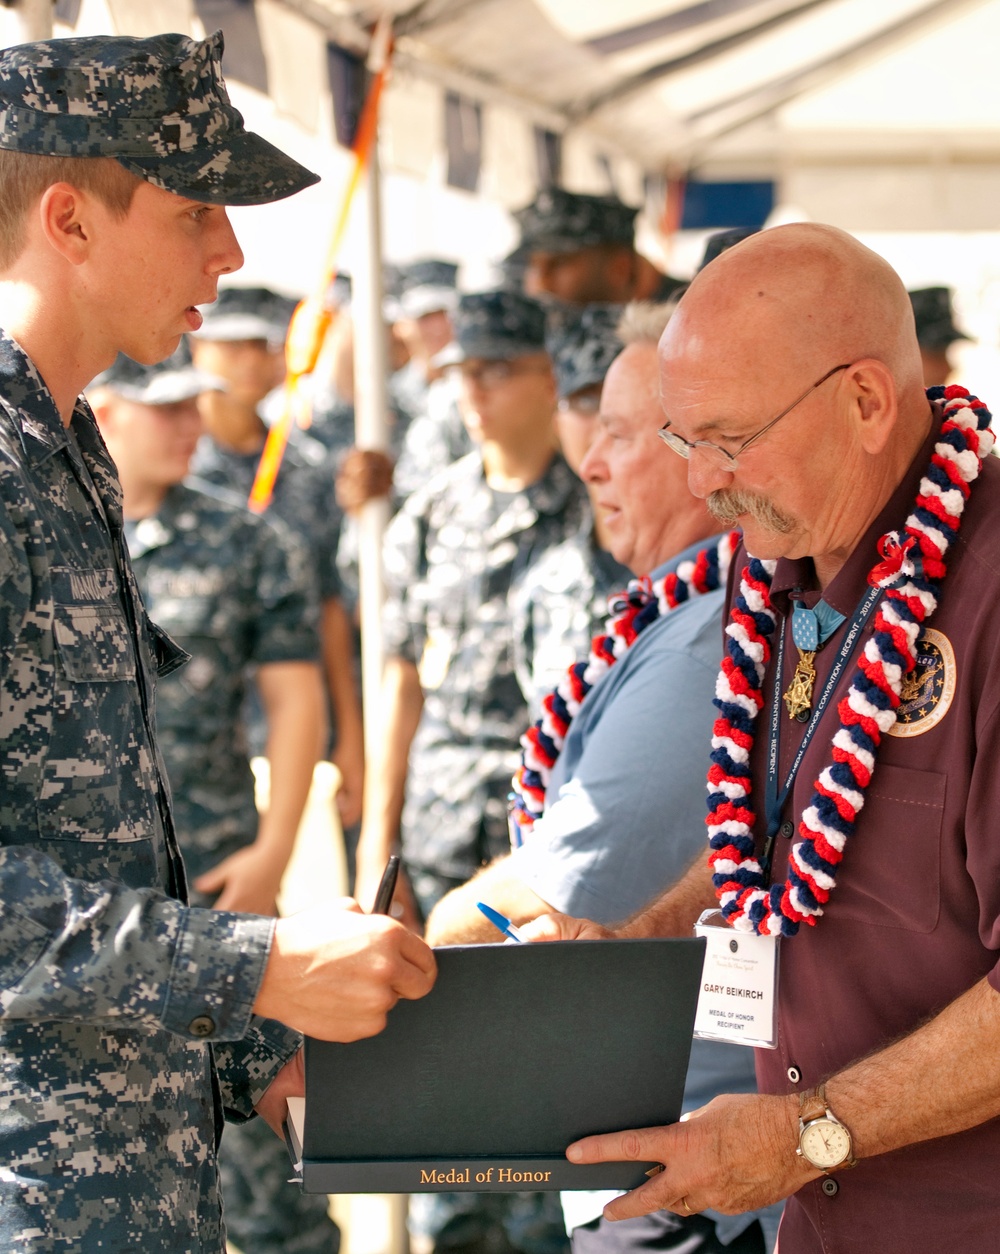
[707,385,995,937]
[510,531,740,846]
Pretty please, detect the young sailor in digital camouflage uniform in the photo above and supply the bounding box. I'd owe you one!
[0,31,435,1253]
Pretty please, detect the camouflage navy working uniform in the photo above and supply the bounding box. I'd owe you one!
[0,333,301,1252]
[0,30,319,1253]
[125,480,320,893]
[513,517,630,721]
[382,291,588,909]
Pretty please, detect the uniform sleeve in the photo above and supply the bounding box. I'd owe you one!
[381,494,428,666]
[509,631,719,926]
[250,515,321,666]
[0,487,29,688]
[309,462,345,604]
[214,1015,303,1122]
[0,844,274,1045]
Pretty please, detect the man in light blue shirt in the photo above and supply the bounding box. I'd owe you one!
[426,303,779,1253]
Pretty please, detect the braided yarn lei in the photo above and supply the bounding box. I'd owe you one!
[510,531,740,844]
[708,385,995,937]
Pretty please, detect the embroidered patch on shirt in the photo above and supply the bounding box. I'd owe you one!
[887,628,956,737]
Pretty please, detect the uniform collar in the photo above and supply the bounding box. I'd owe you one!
[769,400,942,616]
[0,329,124,528]
[0,330,71,465]
[511,450,579,516]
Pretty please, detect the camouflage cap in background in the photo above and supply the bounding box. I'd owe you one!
[88,344,225,405]
[0,30,319,206]
[513,188,638,254]
[435,289,547,365]
[398,258,460,320]
[190,285,299,347]
[908,286,973,350]
[696,227,759,273]
[546,303,623,399]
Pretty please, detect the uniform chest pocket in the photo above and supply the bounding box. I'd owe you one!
[52,567,136,682]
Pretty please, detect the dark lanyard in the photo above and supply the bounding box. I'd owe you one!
[761,582,883,877]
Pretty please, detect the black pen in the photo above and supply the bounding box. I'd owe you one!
[372,854,400,915]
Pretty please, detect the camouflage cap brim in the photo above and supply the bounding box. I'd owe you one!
[114,129,319,208]
[433,338,545,367]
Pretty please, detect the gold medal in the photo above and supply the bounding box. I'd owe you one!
[784,649,817,720]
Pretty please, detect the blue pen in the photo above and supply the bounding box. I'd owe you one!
[476,901,527,943]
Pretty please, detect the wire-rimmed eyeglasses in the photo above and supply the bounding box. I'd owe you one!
[657,363,850,472]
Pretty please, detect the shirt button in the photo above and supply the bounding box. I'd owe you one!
[821,1178,840,1197]
[795,709,810,724]
[780,821,795,839]
[787,1065,802,1084]
[189,1014,216,1038]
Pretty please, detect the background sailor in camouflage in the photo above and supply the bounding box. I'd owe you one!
[189,285,366,832]
[908,283,972,387]
[512,304,630,717]
[356,288,585,1254]
[511,187,685,307]
[0,30,436,1254]
[91,350,335,1254]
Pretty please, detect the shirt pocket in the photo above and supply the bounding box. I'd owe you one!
[829,762,945,933]
[39,567,158,864]
[52,568,136,683]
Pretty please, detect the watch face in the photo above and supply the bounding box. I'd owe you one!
[800,1118,852,1169]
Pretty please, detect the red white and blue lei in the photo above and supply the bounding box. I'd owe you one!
[708,385,995,936]
[510,531,740,845]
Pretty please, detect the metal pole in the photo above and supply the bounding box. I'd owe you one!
[351,137,390,768]
[0,0,54,44]
[349,38,407,1252]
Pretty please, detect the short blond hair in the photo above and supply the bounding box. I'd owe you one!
[0,151,141,270]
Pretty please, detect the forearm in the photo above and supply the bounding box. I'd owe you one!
[0,844,272,1041]
[617,853,717,939]
[356,656,423,885]
[258,661,326,864]
[425,857,552,945]
[828,974,1000,1159]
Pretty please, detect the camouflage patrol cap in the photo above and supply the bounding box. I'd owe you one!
[190,285,298,347]
[436,289,547,365]
[546,304,623,399]
[89,345,224,405]
[514,188,638,255]
[696,227,759,273]
[908,286,972,351]
[0,30,319,206]
[398,258,459,319]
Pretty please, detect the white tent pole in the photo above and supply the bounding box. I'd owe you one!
[351,105,390,768]
[0,0,53,44]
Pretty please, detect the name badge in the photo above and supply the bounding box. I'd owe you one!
[692,909,779,1049]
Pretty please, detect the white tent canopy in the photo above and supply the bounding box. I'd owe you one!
[7,0,1000,384]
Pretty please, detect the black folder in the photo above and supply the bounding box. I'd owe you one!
[287,937,705,1193]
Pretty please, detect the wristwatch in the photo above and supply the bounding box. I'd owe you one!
[796,1085,857,1173]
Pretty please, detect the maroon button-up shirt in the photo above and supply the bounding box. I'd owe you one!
[730,405,1000,1251]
